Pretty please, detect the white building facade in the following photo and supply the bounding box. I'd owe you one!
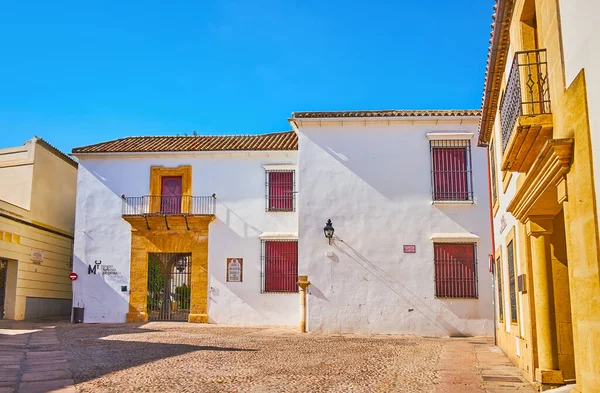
[291,110,494,336]
[71,132,300,325]
[71,110,493,336]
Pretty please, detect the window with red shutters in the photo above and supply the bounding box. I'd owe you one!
[434,243,478,298]
[261,240,298,293]
[430,140,473,202]
[266,171,295,211]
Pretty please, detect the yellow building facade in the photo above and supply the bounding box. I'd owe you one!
[480,0,600,391]
[0,137,77,320]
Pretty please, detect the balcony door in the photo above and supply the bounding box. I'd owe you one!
[161,176,182,214]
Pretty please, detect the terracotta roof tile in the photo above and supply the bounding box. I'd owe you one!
[292,109,481,119]
[72,131,297,154]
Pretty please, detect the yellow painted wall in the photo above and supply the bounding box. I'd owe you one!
[30,142,78,233]
[0,138,77,320]
[490,0,600,390]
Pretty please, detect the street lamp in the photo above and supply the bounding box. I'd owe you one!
[323,219,335,245]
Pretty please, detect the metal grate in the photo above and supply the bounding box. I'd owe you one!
[496,255,504,321]
[265,171,295,212]
[434,243,478,298]
[261,239,298,293]
[490,141,498,203]
[0,259,7,319]
[147,253,192,321]
[122,195,216,216]
[507,241,518,323]
[430,140,473,202]
[500,49,551,152]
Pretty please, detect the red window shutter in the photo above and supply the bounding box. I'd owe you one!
[432,147,468,201]
[434,243,476,298]
[268,171,294,211]
[265,241,298,292]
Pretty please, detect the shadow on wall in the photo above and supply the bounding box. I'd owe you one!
[303,131,432,201]
[73,256,130,322]
[332,237,469,337]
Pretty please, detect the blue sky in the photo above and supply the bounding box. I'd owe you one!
[0,0,494,154]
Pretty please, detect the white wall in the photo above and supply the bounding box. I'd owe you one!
[72,152,299,325]
[559,0,600,234]
[296,119,494,336]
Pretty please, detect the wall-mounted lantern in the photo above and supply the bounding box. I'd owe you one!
[323,219,335,245]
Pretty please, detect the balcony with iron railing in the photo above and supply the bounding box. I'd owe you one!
[499,49,553,173]
[122,195,216,230]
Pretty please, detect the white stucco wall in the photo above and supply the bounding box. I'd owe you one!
[295,118,494,336]
[558,0,600,234]
[72,151,299,325]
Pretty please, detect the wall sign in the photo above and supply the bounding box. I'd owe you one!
[30,249,44,265]
[403,245,416,253]
[226,258,243,282]
[499,215,507,234]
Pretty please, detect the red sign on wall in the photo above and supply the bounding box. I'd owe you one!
[68,272,78,281]
[403,245,416,253]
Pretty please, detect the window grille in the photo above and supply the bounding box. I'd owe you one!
[434,243,478,298]
[507,240,518,322]
[261,239,298,293]
[490,141,498,202]
[265,170,295,212]
[496,255,504,321]
[430,140,473,202]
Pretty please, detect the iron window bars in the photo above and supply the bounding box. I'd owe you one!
[507,240,518,323]
[430,140,474,202]
[500,49,551,152]
[265,170,296,212]
[496,255,504,321]
[261,239,298,293]
[433,243,478,298]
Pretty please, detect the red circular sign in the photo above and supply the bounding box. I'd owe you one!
[68,272,78,281]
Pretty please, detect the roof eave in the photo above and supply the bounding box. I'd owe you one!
[478,0,516,147]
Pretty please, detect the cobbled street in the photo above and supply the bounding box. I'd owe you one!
[0,319,534,393]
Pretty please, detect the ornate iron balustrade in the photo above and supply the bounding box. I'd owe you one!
[500,49,551,152]
[122,195,216,216]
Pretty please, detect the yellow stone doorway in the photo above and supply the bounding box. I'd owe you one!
[124,215,213,323]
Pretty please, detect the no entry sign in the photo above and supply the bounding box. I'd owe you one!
[68,272,78,281]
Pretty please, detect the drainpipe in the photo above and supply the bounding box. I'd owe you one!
[486,146,498,345]
[297,275,310,333]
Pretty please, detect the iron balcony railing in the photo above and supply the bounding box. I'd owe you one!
[500,49,551,152]
[122,195,216,216]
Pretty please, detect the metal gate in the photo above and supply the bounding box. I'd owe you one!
[0,259,7,319]
[147,253,191,321]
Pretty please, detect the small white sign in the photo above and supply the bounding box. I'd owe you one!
[30,249,44,264]
[227,258,243,282]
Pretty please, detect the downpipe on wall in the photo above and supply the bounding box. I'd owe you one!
[486,146,498,345]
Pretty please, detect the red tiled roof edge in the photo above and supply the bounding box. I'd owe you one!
[71,130,298,154]
[292,109,481,119]
[478,0,516,146]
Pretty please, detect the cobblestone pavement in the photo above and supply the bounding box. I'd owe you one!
[0,320,534,393]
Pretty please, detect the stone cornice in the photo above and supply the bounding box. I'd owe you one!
[507,139,574,220]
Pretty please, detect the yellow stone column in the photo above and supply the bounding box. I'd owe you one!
[526,216,564,387]
[126,233,149,322]
[297,276,310,333]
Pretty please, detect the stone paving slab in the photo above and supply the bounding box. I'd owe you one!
[0,321,75,393]
[0,320,537,393]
